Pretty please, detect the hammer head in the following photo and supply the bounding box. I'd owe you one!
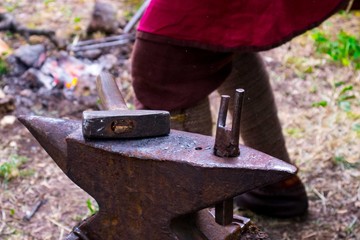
[82,109,170,139]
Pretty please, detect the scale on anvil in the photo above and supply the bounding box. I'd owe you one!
[19,72,296,240]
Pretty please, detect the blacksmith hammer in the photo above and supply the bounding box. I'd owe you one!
[82,72,170,139]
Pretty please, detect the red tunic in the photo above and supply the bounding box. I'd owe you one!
[133,0,346,110]
[138,0,344,51]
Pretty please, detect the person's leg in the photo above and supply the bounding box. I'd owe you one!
[131,38,232,136]
[217,52,289,162]
[132,39,308,217]
[217,52,308,218]
[169,98,213,136]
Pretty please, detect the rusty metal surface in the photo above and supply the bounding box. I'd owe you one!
[214,89,245,226]
[18,116,79,171]
[215,198,234,226]
[20,115,295,240]
[64,233,80,240]
[195,209,251,240]
[82,109,170,139]
[214,89,244,158]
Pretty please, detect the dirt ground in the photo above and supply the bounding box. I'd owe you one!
[0,1,359,240]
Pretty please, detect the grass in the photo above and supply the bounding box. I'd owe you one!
[312,100,328,108]
[43,0,55,6]
[345,216,358,235]
[336,83,357,112]
[353,122,360,134]
[0,57,8,76]
[312,77,358,115]
[86,199,99,215]
[333,155,359,169]
[0,155,29,183]
[73,16,81,23]
[285,128,304,138]
[123,0,144,19]
[3,2,19,13]
[312,30,360,69]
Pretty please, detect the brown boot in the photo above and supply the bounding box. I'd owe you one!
[217,52,308,218]
[235,175,308,218]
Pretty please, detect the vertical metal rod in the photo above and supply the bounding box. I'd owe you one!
[231,89,245,146]
[217,95,230,127]
[214,89,245,226]
[215,198,234,226]
[214,96,231,226]
[123,0,151,34]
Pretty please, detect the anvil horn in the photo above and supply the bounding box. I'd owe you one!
[20,116,297,239]
[18,115,79,172]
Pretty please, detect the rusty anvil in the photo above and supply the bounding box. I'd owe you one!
[19,115,296,239]
[19,75,296,239]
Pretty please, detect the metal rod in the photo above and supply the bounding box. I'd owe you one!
[217,95,230,128]
[123,0,151,33]
[71,38,132,52]
[231,89,245,146]
[214,90,245,226]
[215,198,234,226]
[73,227,91,240]
[74,33,133,47]
[214,95,231,226]
[69,0,149,52]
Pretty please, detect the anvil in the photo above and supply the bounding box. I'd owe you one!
[19,116,296,240]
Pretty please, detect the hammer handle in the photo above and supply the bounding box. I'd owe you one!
[97,72,128,110]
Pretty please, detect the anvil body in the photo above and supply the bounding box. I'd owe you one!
[19,116,296,240]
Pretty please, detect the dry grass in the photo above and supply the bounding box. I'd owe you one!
[252,14,360,239]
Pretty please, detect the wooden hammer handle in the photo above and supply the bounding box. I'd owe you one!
[96,71,128,110]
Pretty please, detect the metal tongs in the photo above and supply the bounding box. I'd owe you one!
[69,0,150,52]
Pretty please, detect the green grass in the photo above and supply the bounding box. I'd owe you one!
[353,123,360,136]
[86,199,98,215]
[73,16,81,23]
[312,82,358,113]
[43,0,55,6]
[0,155,29,183]
[285,127,304,138]
[0,57,8,76]
[123,0,144,20]
[312,30,360,69]
[333,155,359,169]
[4,2,19,13]
[312,100,328,108]
[336,83,357,112]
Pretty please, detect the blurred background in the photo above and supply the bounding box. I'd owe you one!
[0,1,359,239]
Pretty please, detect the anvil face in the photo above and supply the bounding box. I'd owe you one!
[19,116,296,240]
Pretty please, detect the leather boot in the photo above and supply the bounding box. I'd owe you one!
[217,52,308,218]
